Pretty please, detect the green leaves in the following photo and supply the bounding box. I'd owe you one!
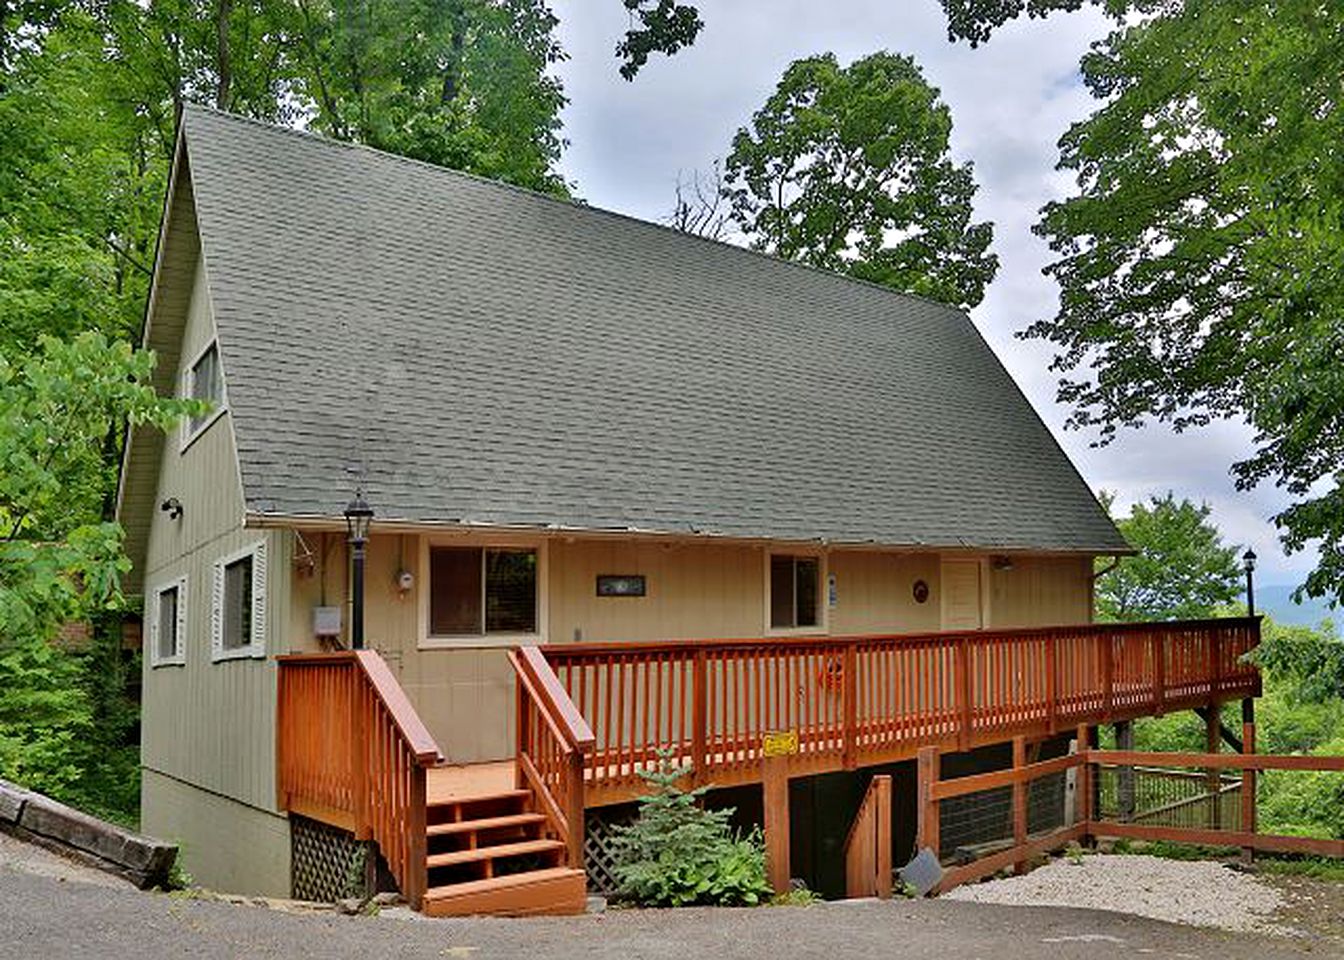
[1002,2,1344,604]
[724,51,998,310]
[611,753,772,907]
[616,1,704,81]
[1096,492,1243,622]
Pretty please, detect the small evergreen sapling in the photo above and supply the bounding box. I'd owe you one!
[610,752,772,907]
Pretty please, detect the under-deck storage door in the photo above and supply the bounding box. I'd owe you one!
[940,558,984,631]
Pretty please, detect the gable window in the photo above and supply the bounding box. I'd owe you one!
[149,577,187,667]
[182,341,225,447]
[429,547,537,637]
[769,555,819,630]
[212,542,266,660]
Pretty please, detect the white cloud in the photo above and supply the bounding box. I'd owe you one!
[549,0,1313,586]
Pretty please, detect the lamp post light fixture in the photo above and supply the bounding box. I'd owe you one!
[344,489,374,650]
[1243,548,1258,617]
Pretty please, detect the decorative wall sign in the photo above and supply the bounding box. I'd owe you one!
[762,729,799,757]
[596,574,646,597]
[912,579,930,604]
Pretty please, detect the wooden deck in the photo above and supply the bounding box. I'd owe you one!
[427,762,514,804]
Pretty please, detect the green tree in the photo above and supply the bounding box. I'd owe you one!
[937,1,1344,605]
[1096,492,1242,622]
[724,51,998,309]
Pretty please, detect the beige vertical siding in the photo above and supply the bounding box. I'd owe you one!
[140,252,284,837]
[986,554,1094,627]
[283,532,1094,764]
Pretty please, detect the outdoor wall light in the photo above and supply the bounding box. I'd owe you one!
[160,497,183,520]
[344,489,374,649]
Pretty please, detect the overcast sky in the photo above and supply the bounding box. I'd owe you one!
[548,0,1311,586]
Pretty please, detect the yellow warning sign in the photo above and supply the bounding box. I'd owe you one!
[762,729,799,757]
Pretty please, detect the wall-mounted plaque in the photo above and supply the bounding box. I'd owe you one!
[597,574,646,597]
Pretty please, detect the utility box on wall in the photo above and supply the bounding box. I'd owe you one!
[313,605,341,639]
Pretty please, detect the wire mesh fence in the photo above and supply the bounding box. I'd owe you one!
[938,769,1072,862]
[1095,764,1242,830]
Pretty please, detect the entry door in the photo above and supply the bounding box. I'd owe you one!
[940,559,984,631]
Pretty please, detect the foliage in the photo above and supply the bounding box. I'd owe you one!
[937,0,1130,47]
[1095,492,1243,622]
[948,0,1344,605]
[724,51,997,310]
[611,755,772,907]
[616,0,704,81]
[769,885,822,906]
[1251,617,1344,706]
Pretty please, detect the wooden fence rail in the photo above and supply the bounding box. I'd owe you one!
[542,618,1261,805]
[916,742,1344,896]
[277,651,442,909]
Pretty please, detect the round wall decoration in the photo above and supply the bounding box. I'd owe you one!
[912,579,930,604]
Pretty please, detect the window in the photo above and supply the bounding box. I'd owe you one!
[429,547,537,637]
[182,341,224,444]
[770,555,819,630]
[212,542,266,660]
[149,577,187,666]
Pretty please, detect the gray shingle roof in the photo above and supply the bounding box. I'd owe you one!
[181,105,1127,553]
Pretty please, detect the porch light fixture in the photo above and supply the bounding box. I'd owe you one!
[1243,548,1257,617]
[344,489,374,650]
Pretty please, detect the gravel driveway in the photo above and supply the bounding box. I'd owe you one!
[0,834,1329,960]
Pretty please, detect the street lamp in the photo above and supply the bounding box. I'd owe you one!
[1242,548,1258,617]
[344,489,374,650]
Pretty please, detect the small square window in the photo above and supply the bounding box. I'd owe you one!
[429,546,537,637]
[770,555,819,629]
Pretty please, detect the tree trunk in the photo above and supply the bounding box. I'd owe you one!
[215,0,232,109]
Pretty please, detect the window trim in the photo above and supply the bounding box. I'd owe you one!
[179,339,228,453]
[148,575,188,668]
[211,541,267,662]
[763,549,828,636]
[419,536,547,649]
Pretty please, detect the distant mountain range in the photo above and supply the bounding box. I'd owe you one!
[1256,583,1340,631]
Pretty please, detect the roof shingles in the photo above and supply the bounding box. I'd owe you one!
[182,106,1127,554]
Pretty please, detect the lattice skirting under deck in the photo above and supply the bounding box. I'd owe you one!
[290,815,369,903]
[584,805,637,895]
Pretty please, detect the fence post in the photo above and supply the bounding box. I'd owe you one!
[1012,735,1028,874]
[1241,698,1256,862]
[406,765,427,911]
[916,746,940,860]
[1205,703,1222,830]
[1115,720,1135,823]
[691,650,707,786]
[843,643,858,769]
[1076,724,1094,843]
[956,637,972,753]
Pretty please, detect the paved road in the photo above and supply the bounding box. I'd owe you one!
[0,837,1322,960]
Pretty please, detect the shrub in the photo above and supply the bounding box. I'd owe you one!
[611,754,772,907]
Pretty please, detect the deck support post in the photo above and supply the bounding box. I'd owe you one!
[1012,736,1028,874]
[1241,698,1257,863]
[916,746,940,860]
[1076,724,1096,846]
[1205,702,1222,830]
[1114,720,1135,823]
[762,754,791,895]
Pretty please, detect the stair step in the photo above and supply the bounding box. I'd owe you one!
[426,838,565,869]
[428,788,531,807]
[421,867,587,918]
[427,813,546,837]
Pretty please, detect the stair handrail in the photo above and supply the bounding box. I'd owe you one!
[277,650,443,909]
[509,646,595,870]
[843,774,893,899]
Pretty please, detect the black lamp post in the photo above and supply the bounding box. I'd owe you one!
[1243,548,1258,617]
[344,489,374,650]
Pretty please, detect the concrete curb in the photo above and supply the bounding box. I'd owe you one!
[0,778,176,889]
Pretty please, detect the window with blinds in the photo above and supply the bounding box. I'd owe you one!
[429,547,537,636]
[769,555,819,629]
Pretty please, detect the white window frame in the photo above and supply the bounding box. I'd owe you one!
[764,549,828,636]
[419,535,548,649]
[179,339,228,453]
[211,541,267,662]
[148,575,188,667]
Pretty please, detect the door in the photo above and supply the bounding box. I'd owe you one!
[940,558,984,631]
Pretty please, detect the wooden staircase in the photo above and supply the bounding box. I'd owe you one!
[420,786,587,917]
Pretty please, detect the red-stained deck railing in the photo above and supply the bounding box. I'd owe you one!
[539,618,1261,806]
[277,650,443,909]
